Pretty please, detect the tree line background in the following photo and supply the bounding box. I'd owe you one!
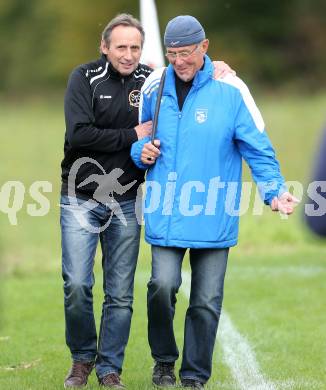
[0,0,325,95]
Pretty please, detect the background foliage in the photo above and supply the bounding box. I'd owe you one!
[0,0,325,94]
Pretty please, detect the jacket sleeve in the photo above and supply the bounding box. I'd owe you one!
[64,68,138,153]
[138,81,153,124]
[130,69,165,170]
[137,67,166,124]
[233,81,286,205]
[130,136,151,170]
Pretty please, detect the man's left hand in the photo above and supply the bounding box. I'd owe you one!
[270,192,300,215]
[212,61,236,79]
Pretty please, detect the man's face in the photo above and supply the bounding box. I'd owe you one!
[166,40,209,82]
[101,25,142,76]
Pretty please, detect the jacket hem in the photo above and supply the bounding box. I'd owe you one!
[145,236,237,249]
[60,183,140,203]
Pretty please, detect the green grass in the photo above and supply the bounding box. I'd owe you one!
[1,93,326,389]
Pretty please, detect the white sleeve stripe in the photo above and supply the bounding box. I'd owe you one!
[90,62,109,85]
[138,91,144,123]
[146,83,160,98]
[143,78,161,95]
[142,67,166,95]
[219,76,265,133]
[134,73,146,80]
[138,67,152,73]
[139,67,166,122]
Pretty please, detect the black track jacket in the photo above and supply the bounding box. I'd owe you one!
[61,54,152,201]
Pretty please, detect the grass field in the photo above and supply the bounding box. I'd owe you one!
[0,93,326,389]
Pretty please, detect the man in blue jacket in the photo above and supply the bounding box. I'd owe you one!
[131,15,298,389]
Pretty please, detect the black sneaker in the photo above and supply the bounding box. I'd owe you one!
[181,378,204,389]
[152,361,176,387]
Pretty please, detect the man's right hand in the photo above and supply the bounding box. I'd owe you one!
[270,192,300,215]
[135,121,152,139]
[141,140,161,165]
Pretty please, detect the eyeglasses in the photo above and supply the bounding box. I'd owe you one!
[165,44,199,61]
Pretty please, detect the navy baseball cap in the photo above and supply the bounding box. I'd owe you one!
[164,15,205,48]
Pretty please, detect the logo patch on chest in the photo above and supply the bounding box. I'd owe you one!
[129,90,141,107]
[195,109,208,124]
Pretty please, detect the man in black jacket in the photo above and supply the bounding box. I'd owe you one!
[61,13,234,388]
[61,14,152,388]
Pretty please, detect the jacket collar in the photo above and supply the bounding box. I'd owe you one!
[164,54,213,96]
[100,54,136,80]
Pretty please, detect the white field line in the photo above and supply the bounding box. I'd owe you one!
[181,270,277,390]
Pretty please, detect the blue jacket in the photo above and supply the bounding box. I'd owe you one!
[131,55,285,248]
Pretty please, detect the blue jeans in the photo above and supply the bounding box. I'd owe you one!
[147,245,229,384]
[60,195,141,378]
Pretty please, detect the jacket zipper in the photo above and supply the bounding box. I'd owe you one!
[165,88,195,245]
[121,77,132,113]
[121,77,126,112]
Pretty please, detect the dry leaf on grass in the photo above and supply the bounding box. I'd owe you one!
[0,358,41,371]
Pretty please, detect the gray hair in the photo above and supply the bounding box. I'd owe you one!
[101,13,145,49]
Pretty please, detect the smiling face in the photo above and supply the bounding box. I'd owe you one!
[166,39,209,82]
[101,25,142,76]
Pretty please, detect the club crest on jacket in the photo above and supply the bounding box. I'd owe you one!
[195,109,208,124]
[129,90,141,107]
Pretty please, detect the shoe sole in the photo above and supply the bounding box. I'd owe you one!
[152,382,176,388]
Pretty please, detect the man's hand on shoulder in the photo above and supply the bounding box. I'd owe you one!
[271,192,300,215]
[135,121,152,139]
[212,61,236,80]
